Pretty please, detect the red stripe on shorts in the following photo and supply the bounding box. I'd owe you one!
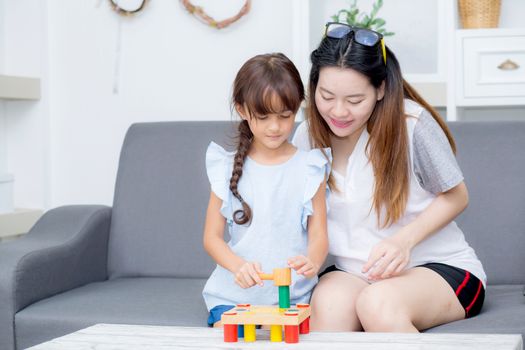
[465,280,483,316]
[455,271,470,296]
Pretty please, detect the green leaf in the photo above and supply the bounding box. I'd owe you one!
[361,14,371,28]
[375,18,386,27]
[370,0,380,19]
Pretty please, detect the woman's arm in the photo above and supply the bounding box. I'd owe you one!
[288,181,329,278]
[363,181,469,280]
[203,191,263,287]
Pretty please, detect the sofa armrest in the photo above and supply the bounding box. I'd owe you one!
[0,205,111,350]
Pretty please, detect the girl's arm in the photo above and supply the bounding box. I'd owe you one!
[288,181,329,278]
[363,181,469,280]
[203,191,263,288]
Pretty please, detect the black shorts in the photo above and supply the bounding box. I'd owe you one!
[319,262,485,318]
[419,262,485,318]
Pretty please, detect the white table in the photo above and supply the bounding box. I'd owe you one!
[28,323,523,350]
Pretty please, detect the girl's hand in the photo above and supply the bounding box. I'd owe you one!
[234,261,264,289]
[362,227,414,281]
[288,255,320,278]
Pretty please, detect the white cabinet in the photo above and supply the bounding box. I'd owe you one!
[0,74,40,100]
[457,29,525,106]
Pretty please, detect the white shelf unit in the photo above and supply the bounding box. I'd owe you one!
[0,75,41,218]
[0,74,40,216]
[0,208,43,241]
[0,74,41,100]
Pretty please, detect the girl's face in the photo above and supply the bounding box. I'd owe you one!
[315,66,384,140]
[237,96,296,152]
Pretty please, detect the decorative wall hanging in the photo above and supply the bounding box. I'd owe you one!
[106,0,149,94]
[180,0,251,29]
[108,0,149,16]
[103,0,250,94]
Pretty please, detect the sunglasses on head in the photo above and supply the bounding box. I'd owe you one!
[324,22,387,65]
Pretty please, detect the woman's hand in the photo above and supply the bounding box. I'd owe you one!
[234,261,264,289]
[288,255,320,278]
[362,227,414,281]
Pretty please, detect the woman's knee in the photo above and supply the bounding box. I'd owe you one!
[356,284,410,331]
[310,273,364,331]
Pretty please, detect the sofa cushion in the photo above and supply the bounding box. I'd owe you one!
[15,277,208,349]
[450,122,525,284]
[108,122,236,279]
[426,284,525,337]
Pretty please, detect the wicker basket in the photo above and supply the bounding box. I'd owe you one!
[458,0,501,29]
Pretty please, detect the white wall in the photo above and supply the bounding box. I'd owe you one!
[4,0,49,210]
[491,0,525,28]
[7,0,297,208]
[4,0,524,210]
[0,0,6,175]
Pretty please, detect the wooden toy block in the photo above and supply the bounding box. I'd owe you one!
[297,303,310,334]
[270,325,282,342]
[244,324,256,342]
[278,286,290,308]
[284,325,299,343]
[237,324,244,338]
[258,267,291,286]
[222,305,310,325]
[223,310,238,342]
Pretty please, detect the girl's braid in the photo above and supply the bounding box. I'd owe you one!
[229,119,253,224]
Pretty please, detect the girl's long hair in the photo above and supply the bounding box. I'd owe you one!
[308,32,455,228]
[230,53,304,224]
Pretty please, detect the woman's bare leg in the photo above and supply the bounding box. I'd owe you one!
[310,271,369,331]
[356,267,465,332]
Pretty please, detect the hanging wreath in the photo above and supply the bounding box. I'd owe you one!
[180,0,251,29]
[108,0,149,16]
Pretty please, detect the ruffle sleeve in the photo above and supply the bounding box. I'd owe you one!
[302,148,332,230]
[205,142,235,224]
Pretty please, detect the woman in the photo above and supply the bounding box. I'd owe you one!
[292,22,486,332]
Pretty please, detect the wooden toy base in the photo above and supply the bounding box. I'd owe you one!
[221,304,310,343]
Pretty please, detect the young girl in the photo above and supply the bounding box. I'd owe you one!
[202,53,329,327]
[293,23,486,332]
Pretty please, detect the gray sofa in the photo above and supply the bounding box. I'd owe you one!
[1,121,524,349]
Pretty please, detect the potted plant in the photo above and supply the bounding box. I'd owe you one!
[331,0,394,36]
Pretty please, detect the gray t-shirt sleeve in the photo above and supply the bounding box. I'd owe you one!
[413,110,464,194]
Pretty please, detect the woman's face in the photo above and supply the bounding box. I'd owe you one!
[315,66,384,139]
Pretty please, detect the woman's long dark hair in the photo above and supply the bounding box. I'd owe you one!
[308,31,456,228]
[230,53,304,224]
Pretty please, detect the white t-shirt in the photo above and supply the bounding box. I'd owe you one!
[292,99,487,286]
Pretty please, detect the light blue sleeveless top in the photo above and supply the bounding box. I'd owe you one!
[202,142,331,311]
